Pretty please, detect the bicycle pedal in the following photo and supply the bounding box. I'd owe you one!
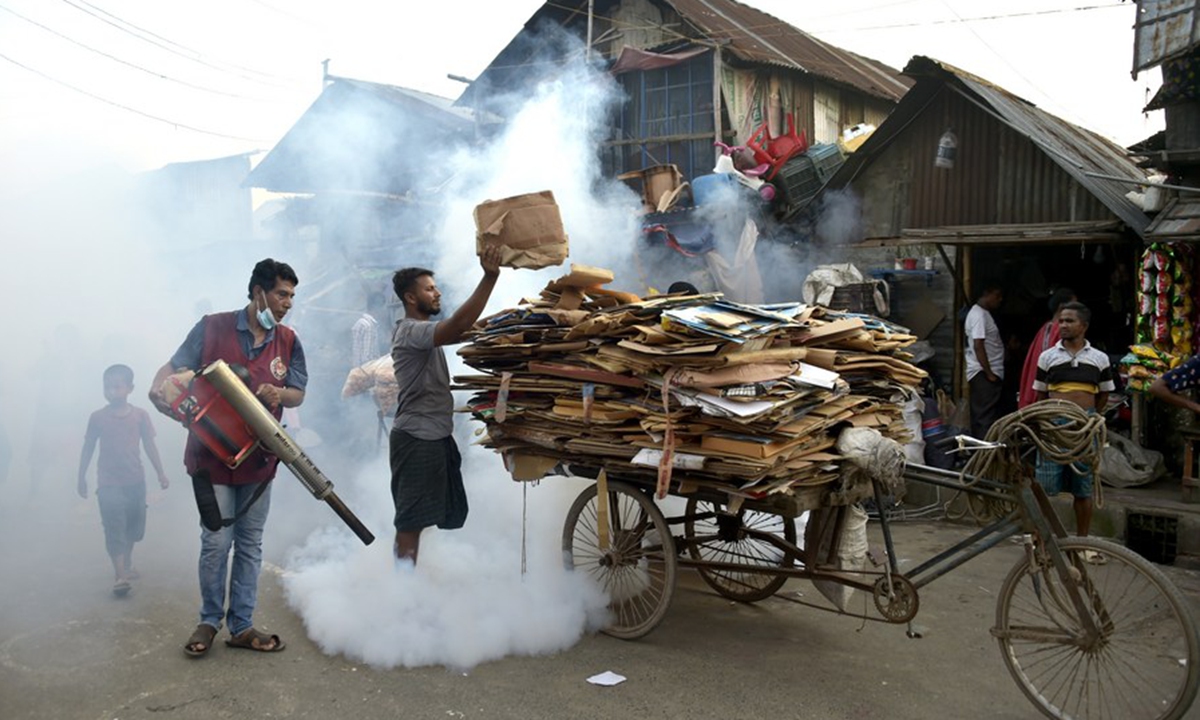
[867,548,887,567]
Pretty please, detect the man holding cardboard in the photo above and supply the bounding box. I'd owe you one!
[388,245,503,567]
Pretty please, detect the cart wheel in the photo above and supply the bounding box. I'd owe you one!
[683,498,796,602]
[562,480,676,640]
[994,536,1200,720]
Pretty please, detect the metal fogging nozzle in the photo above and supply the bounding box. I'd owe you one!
[201,360,375,545]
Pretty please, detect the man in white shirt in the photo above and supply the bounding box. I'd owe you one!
[965,283,1005,439]
[350,290,385,368]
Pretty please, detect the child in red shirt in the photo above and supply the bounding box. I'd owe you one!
[77,364,170,596]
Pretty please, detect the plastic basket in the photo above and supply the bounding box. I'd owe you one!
[828,283,876,314]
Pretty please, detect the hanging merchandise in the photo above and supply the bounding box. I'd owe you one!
[1123,242,1197,392]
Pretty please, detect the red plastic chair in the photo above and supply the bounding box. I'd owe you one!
[746,113,808,180]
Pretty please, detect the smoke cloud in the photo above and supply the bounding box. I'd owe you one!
[0,15,852,674]
[274,25,641,669]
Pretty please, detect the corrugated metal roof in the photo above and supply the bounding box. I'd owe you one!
[1145,197,1200,239]
[826,56,1151,239]
[661,0,910,101]
[1133,0,1200,74]
[339,79,478,123]
[244,77,474,194]
[458,0,909,107]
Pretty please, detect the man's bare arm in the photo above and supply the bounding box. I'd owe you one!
[973,338,996,380]
[1150,377,1200,414]
[433,245,503,346]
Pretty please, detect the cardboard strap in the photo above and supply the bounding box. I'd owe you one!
[596,468,610,552]
[495,371,513,423]
[656,368,679,500]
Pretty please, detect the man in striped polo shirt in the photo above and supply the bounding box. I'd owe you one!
[1032,301,1114,546]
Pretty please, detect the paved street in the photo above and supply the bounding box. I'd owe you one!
[2,473,1198,720]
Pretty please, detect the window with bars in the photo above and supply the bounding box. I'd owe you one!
[602,52,716,181]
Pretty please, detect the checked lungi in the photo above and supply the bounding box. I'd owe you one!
[389,428,467,532]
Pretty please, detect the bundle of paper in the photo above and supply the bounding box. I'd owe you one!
[455,267,926,514]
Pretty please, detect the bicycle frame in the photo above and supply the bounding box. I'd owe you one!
[655,461,1108,638]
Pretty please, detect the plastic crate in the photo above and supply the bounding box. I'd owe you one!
[774,155,822,211]
[806,142,846,183]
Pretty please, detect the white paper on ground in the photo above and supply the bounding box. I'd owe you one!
[587,671,627,686]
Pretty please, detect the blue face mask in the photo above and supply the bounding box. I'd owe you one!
[256,293,276,331]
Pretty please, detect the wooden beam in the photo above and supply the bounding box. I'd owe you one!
[856,233,1123,247]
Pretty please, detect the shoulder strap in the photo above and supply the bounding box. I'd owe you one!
[191,470,272,531]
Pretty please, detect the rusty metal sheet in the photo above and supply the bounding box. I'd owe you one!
[1145,198,1200,238]
[822,57,1151,239]
[664,0,913,102]
[1134,0,1200,74]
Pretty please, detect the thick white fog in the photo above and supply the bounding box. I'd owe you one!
[274,38,644,669]
[0,15,869,672]
[0,25,640,672]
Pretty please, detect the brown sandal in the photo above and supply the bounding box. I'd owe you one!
[184,624,217,658]
[225,627,286,653]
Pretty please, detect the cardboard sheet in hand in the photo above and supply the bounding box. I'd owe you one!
[474,190,569,269]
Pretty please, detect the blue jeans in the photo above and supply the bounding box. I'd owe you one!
[198,481,272,635]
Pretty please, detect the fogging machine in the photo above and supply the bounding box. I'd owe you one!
[164,360,375,546]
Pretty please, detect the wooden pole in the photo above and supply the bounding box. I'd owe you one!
[713,45,723,156]
[956,247,971,401]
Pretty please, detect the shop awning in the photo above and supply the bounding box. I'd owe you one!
[856,220,1126,248]
[1144,198,1200,242]
[610,46,710,74]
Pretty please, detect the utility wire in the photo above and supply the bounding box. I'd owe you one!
[806,0,925,22]
[0,51,266,142]
[543,0,1123,43]
[0,4,276,102]
[59,0,305,90]
[937,0,1057,109]
[806,3,1126,35]
[74,0,301,83]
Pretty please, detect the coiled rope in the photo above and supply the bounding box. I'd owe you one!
[944,399,1107,523]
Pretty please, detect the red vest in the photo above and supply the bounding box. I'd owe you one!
[184,312,296,485]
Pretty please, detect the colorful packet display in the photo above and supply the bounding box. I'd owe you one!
[1128,243,1198,392]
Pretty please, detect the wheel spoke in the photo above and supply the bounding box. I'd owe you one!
[995,538,1199,720]
[683,499,796,602]
[562,481,677,639]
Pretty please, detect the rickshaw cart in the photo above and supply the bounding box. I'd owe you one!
[549,442,1200,720]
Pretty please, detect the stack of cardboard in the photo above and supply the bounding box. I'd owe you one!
[455,266,925,514]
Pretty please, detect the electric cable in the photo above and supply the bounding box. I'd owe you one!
[58,0,305,90]
[0,50,267,142]
[0,3,278,102]
[807,3,1127,35]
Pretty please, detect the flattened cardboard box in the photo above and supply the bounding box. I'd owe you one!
[474,190,569,270]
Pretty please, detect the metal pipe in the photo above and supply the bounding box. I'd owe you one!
[904,512,1022,586]
[1081,170,1200,194]
[586,0,594,61]
[201,361,375,546]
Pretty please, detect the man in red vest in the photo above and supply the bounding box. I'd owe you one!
[150,259,307,658]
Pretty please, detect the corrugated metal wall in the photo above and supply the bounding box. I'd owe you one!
[904,88,1112,227]
[774,76,887,146]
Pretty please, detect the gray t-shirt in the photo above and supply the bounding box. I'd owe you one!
[391,318,453,440]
